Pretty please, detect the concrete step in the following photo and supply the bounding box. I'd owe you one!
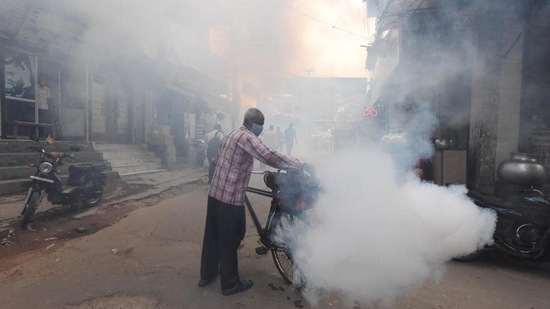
[0,140,127,195]
[0,142,173,192]
[119,169,168,178]
[112,162,163,175]
[0,170,119,195]
[107,156,161,167]
[94,144,147,151]
[0,160,113,181]
[95,143,165,176]
[0,140,94,153]
[100,151,154,160]
[119,167,206,187]
[0,178,31,195]
[0,152,103,167]
[0,166,34,181]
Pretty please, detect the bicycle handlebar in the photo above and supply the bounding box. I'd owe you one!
[251,163,315,175]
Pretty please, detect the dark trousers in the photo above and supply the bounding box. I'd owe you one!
[207,155,215,185]
[200,197,246,290]
[286,142,293,156]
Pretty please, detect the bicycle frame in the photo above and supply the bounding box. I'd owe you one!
[244,168,317,247]
[244,168,319,286]
[244,187,276,249]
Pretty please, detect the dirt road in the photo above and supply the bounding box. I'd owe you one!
[0,181,549,309]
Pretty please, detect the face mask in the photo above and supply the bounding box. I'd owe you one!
[250,123,263,136]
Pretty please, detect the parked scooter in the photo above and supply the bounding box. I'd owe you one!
[20,135,111,227]
[456,153,550,261]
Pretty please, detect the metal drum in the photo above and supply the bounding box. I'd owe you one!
[497,153,548,185]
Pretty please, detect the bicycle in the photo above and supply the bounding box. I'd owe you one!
[244,167,320,286]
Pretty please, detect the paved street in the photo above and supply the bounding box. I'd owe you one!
[0,183,312,309]
[0,175,550,308]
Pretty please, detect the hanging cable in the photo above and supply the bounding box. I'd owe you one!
[286,6,368,39]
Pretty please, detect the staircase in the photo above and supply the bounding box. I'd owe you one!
[94,144,165,178]
[0,140,110,195]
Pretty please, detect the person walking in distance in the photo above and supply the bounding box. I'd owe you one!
[199,108,305,295]
[205,124,223,184]
[275,126,284,151]
[263,125,277,149]
[284,123,297,156]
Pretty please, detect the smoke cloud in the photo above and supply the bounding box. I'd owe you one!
[279,7,501,304]
[52,0,368,84]
[291,146,496,305]
[285,58,496,305]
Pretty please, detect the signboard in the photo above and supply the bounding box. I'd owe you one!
[4,52,36,101]
[362,105,378,118]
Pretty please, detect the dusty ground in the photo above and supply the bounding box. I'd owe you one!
[0,175,550,308]
[0,177,207,275]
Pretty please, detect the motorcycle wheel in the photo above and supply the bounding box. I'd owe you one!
[82,185,103,207]
[82,175,103,207]
[267,209,306,287]
[21,191,41,227]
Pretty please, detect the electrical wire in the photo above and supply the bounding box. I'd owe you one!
[286,6,368,39]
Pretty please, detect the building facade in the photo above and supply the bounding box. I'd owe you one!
[366,0,550,192]
[0,1,236,164]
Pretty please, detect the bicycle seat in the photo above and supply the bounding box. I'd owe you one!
[69,161,110,174]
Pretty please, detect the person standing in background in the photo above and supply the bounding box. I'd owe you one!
[284,123,297,156]
[263,125,277,149]
[204,124,224,184]
[35,74,52,137]
[275,126,284,151]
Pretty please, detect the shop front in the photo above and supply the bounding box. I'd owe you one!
[0,49,134,143]
[0,49,72,140]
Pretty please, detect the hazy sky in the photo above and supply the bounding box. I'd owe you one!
[280,0,373,78]
[59,0,373,81]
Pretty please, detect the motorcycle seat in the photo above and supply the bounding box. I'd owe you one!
[70,166,98,174]
[69,161,110,174]
[468,190,514,209]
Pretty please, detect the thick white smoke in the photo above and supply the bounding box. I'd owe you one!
[55,0,368,83]
[292,147,496,305]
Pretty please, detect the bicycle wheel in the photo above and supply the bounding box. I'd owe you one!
[267,209,306,286]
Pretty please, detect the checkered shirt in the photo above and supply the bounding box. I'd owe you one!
[208,126,302,206]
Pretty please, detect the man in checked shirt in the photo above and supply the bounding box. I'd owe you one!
[198,108,306,296]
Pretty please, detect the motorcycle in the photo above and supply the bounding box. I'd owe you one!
[20,135,111,227]
[456,153,550,261]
